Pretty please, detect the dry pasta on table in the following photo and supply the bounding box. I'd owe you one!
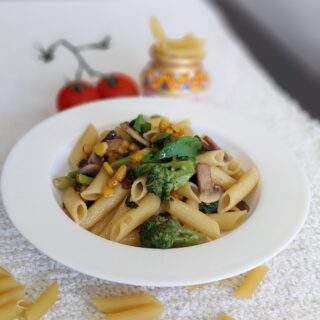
[53,114,259,248]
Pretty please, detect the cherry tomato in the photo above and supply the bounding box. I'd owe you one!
[96,73,139,98]
[56,80,100,111]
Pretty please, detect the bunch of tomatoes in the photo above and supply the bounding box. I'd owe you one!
[40,36,139,112]
[57,73,139,111]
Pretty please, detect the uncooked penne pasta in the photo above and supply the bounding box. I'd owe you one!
[235,265,268,299]
[168,198,220,239]
[81,186,128,229]
[119,229,141,247]
[176,182,200,203]
[0,300,24,320]
[196,150,227,167]
[130,177,148,202]
[209,210,247,231]
[92,291,160,313]
[0,277,21,294]
[218,167,259,213]
[69,124,99,170]
[110,193,161,242]
[25,281,59,320]
[219,312,235,320]
[0,286,25,307]
[0,267,10,278]
[100,303,164,320]
[210,166,236,190]
[62,187,88,224]
[81,168,109,201]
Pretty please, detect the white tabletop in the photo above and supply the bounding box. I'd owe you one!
[0,1,319,319]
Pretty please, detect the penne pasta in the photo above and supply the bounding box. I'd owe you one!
[119,229,141,247]
[81,168,109,201]
[209,210,247,231]
[0,286,25,307]
[185,198,198,210]
[0,300,24,320]
[53,114,260,249]
[100,198,130,239]
[0,277,21,294]
[90,207,117,235]
[233,168,245,180]
[130,177,148,202]
[168,198,220,239]
[235,265,268,299]
[219,312,235,320]
[92,292,160,313]
[100,303,163,320]
[25,281,59,320]
[0,267,10,278]
[218,167,259,213]
[62,187,88,224]
[196,150,228,167]
[110,193,161,242]
[176,182,200,203]
[210,166,237,190]
[81,186,128,229]
[143,128,160,141]
[69,124,99,170]
[223,158,242,176]
[149,116,167,129]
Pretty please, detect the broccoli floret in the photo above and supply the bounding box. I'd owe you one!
[129,160,195,202]
[140,215,207,248]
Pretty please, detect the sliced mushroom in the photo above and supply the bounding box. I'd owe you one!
[201,135,220,151]
[120,122,150,147]
[107,138,123,152]
[88,151,103,166]
[196,163,222,203]
[237,200,250,211]
[79,163,101,177]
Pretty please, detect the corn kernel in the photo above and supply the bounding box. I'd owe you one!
[83,143,92,154]
[121,140,130,148]
[107,177,118,188]
[102,185,115,198]
[94,142,108,157]
[118,146,126,155]
[128,143,139,152]
[103,162,114,175]
[114,165,128,182]
[159,118,170,132]
[130,148,151,163]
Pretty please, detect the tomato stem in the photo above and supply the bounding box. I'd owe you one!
[38,36,111,80]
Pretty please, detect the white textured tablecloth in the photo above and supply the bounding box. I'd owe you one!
[0,1,319,319]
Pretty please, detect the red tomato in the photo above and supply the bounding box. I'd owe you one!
[96,73,139,98]
[56,81,100,111]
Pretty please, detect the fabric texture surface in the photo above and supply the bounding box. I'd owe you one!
[0,1,319,319]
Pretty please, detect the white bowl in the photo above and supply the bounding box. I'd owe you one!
[1,98,309,287]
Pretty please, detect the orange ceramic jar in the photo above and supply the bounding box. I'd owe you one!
[141,45,210,96]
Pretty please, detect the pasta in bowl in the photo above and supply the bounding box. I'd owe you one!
[2,98,308,286]
[53,114,259,249]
